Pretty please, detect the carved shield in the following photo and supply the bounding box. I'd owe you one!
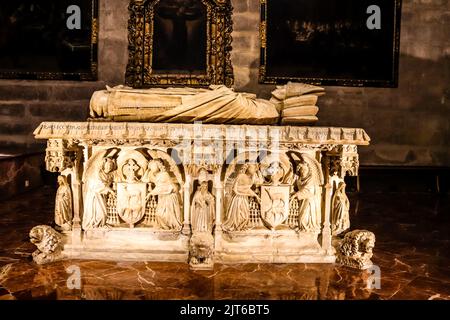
[260,185,290,229]
[117,182,147,227]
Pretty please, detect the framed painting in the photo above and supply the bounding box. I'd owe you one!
[0,0,98,81]
[125,0,234,88]
[259,0,402,87]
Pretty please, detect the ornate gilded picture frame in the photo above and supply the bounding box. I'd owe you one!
[259,0,402,87]
[0,0,98,81]
[125,0,234,88]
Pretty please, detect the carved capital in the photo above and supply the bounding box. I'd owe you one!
[327,145,359,178]
[186,163,220,179]
[45,139,78,173]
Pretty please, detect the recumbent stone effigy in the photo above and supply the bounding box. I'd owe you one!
[31,82,375,270]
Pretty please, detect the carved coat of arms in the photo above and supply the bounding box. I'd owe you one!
[260,185,290,229]
[116,182,147,227]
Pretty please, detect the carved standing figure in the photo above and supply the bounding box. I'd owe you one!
[331,182,350,235]
[294,160,322,233]
[54,176,73,231]
[191,181,215,233]
[82,158,117,230]
[223,163,261,232]
[147,160,182,230]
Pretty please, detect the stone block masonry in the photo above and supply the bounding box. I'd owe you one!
[0,0,448,166]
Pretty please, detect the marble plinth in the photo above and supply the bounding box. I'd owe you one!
[31,122,372,269]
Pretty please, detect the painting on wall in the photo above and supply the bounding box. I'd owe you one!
[259,0,402,87]
[125,0,234,88]
[0,0,98,80]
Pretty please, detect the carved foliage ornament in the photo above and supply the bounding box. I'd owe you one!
[125,0,234,87]
[45,139,77,173]
[328,145,359,178]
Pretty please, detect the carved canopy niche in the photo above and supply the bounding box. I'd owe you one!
[125,0,234,87]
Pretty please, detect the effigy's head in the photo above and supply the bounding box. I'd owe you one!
[89,90,109,118]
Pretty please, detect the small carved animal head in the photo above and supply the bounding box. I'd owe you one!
[190,232,214,262]
[340,230,375,259]
[29,225,62,255]
[360,236,375,255]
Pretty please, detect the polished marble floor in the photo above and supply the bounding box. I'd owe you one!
[0,186,449,300]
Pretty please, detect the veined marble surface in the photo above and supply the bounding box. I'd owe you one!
[0,186,449,300]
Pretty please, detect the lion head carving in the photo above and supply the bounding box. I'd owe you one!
[189,232,214,268]
[337,229,375,269]
[29,225,64,264]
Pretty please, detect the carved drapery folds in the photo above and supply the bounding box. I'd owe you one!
[221,151,326,233]
[34,122,373,269]
[54,176,73,231]
[82,148,183,231]
[125,0,234,87]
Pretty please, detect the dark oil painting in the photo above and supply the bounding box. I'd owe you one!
[0,0,97,80]
[260,0,402,87]
[152,0,207,74]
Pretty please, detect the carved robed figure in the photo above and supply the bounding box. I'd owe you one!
[191,181,215,233]
[331,182,350,235]
[146,160,182,230]
[293,158,323,233]
[223,163,262,232]
[82,158,117,230]
[54,175,73,231]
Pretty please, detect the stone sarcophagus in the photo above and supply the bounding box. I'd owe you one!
[33,121,371,269]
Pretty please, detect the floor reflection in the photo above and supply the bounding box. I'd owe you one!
[0,187,449,300]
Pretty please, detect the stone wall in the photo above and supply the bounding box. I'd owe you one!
[231,0,450,166]
[0,0,448,166]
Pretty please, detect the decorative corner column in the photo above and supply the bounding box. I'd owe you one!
[45,139,82,243]
[321,154,333,255]
[213,172,224,252]
[70,148,84,244]
[182,174,192,236]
